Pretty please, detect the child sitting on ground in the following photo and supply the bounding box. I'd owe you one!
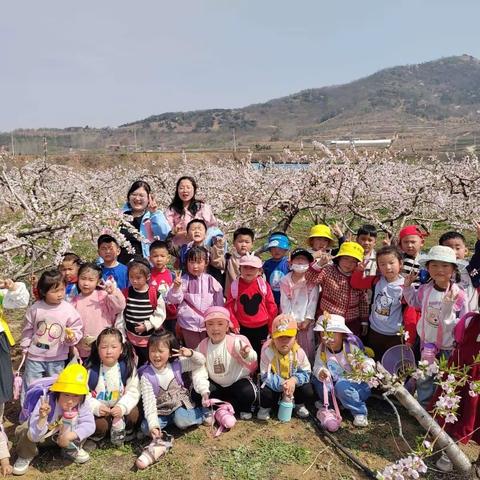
[86,328,140,448]
[312,314,374,427]
[193,307,258,420]
[97,234,129,289]
[279,248,319,361]
[224,227,255,294]
[167,246,224,349]
[20,270,82,396]
[72,262,126,360]
[403,245,468,407]
[305,242,369,336]
[263,232,291,307]
[13,364,95,476]
[0,278,29,423]
[439,225,479,312]
[258,314,313,421]
[121,258,166,366]
[226,254,278,360]
[351,246,406,359]
[136,331,207,469]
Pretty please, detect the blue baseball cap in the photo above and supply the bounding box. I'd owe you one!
[267,232,290,250]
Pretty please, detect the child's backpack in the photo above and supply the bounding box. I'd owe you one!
[453,311,479,345]
[87,360,129,391]
[230,277,268,312]
[138,360,184,395]
[316,379,342,432]
[19,377,57,423]
[203,398,236,437]
[197,334,257,374]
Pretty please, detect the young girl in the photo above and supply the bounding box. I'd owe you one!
[225,254,278,360]
[192,307,258,420]
[350,246,406,360]
[0,278,29,422]
[86,328,140,448]
[72,263,126,360]
[20,270,83,396]
[167,246,224,349]
[258,314,312,420]
[305,242,369,336]
[280,248,319,362]
[13,363,95,475]
[121,258,166,366]
[312,314,374,427]
[136,331,207,469]
[59,253,82,302]
[403,245,468,406]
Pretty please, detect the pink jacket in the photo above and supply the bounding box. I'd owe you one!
[165,203,217,246]
[21,300,83,362]
[72,289,126,357]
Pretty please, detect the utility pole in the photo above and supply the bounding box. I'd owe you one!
[232,128,237,152]
[10,132,15,156]
[43,136,48,162]
[133,127,138,152]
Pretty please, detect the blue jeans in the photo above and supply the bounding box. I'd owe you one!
[416,349,451,408]
[312,377,371,416]
[141,406,205,435]
[22,358,65,404]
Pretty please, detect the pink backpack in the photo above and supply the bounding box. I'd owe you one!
[198,334,257,374]
[203,398,236,437]
[316,380,342,432]
[230,277,268,312]
[13,354,26,401]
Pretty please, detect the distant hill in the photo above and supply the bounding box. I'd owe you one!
[3,55,480,154]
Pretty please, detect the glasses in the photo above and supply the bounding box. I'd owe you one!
[36,321,63,339]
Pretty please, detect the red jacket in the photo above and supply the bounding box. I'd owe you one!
[225,277,277,330]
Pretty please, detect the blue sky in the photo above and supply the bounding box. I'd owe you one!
[1,0,479,131]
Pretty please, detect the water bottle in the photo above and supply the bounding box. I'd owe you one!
[61,410,78,450]
[421,343,438,364]
[277,395,294,422]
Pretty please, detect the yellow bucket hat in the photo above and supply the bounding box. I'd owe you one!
[271,314,298,339]
[50,363,89,396]
[335,241,364,262]
[308,224,335,241]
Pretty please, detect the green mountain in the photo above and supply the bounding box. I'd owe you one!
[3,55,480,153]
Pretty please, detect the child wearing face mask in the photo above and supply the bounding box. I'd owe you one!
[279,249,319,362]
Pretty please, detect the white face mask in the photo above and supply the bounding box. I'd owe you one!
[291,264,309,273]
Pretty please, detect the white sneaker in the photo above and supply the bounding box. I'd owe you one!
[62,447,90,464]
[257,407,271,421]
[436,453,453,472]
[294,404,310,419]
[353,415,368,427]
[13,456,33,476]
[240,412,252,420]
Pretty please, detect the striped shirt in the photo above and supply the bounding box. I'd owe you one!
[124,287,154,336]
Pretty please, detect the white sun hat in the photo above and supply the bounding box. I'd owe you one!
[419,245,458,267]
[313,313,353,335]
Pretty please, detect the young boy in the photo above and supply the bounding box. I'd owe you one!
[306,242,368,336]
[307,223,345,258]
[59,252,81,302]
[97,234,129,289]
[398,225,426,277]
[224,227,255,294]
[225,254,277,360]
[356,225,378,276]
[258,314,313,421]
[439,228,479,312]
[167,219,224,283]
[279,248,319,361]
[263,232,291,307]
[149,240,176,330]
[312,314,374,427]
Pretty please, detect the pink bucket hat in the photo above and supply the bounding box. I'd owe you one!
[203,306,233,329]
[239,253,263,269]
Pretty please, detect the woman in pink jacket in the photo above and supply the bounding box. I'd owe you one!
[165,176,217,247]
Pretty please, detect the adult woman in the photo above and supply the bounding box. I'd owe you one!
[165,176,217,246]
[118,181,171,264]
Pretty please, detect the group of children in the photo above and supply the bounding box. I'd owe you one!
[0,216,479,475]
